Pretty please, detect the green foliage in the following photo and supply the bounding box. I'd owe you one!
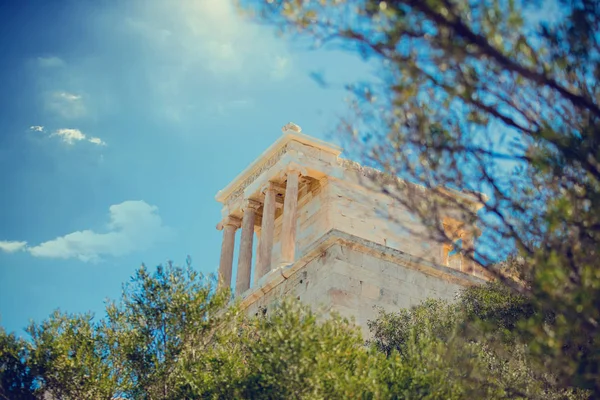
[182,299,487,399]
[26,311,118,400]
[186,301,380,399]
[368,299,456,357]
[103,261,232,399]
[0,261,235,399]
[459,280,537,341]
[0,327,35,400]
[369,284,587,399]
[0,262,592,399]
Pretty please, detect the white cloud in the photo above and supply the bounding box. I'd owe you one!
[30,126,44,132]
[47,128,106,146]
[53,128,86,144]
[0,241,27,253]
[27,201,172,262]
[37,56,66,68]
[45,91,86,119]
[88,137,106,146]
[56,92,81,102]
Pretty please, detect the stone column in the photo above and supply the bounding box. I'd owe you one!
[217,216,241,290]
[281,169,301,264]
[236,199,260,296]
[256,181,276,281]
[254,227,262,282]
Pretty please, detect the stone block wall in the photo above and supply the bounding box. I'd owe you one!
[246,239,468,337]
[326,177,446,266]
[326,245,462,332]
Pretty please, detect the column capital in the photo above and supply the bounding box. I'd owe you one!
[285,162,307,176]
[243,199,262,211]
[216,216,242,231]
[275,163,307,182]
[260,181,276,195]
[218,215,238,290]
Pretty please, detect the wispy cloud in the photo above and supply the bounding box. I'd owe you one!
[126,0,292,80]
[191,0,292,78]
[45,91,86,119]
[29,0,293,127]
[37,56,65,68]
[3,201,173,262]
[88,137,106,146]
[53,128,86,144]
[56,92,81,102]
[40,128,106,146]
[0,241,27,253]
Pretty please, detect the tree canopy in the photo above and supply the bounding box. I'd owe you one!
[243,0,600,395]
[0,261,591,399]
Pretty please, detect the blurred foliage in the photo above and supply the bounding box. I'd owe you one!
[0,327,35,400]
[244,0,600,395]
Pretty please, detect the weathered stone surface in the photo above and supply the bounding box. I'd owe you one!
[236,200,260,296]
[217,216,241,290]
[256,182,276,281]
[243,232,469,337]
[281,169,301,264]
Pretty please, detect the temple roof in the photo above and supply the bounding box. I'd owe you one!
[215,123,342,204]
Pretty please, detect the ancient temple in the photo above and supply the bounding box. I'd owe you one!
[215,123,488,333]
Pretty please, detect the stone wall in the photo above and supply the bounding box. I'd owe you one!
[246,235,471,337]
[326,177,446,266]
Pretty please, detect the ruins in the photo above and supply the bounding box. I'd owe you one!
[215,123,489,335]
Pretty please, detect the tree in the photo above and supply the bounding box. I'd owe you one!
[245,0,600,394]
[26,311,118,400]
[0,327,35,400]
[6,260,234,400]
[369,283,587,399]
[102,260,233,399]
[180,299,482,399]
[1,261,592,399]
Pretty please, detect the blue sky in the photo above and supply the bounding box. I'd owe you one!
[0,0,370,334]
